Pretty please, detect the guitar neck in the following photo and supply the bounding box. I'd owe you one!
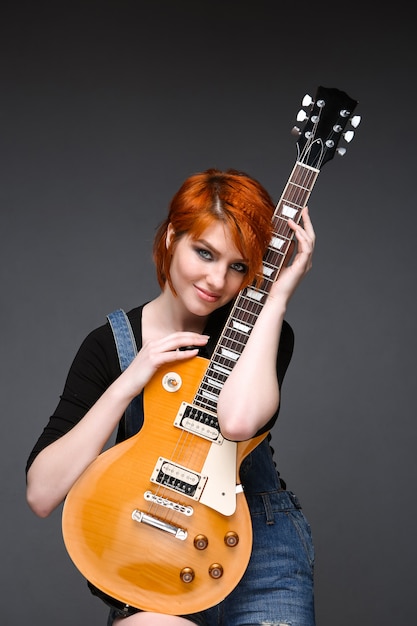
[194,161,320,414]
[193,85,359,414]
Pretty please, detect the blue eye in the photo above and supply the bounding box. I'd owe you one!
[195,246,247,274]
[196,248,212,260]
[230,262,248,274]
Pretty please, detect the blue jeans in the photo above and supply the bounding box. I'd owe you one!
[107,489,315,626]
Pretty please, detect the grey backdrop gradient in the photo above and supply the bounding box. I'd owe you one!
[2,1,416,624]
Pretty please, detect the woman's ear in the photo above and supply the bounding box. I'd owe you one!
[166,223,175,249]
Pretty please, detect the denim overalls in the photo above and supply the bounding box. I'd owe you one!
[105,309,316,626]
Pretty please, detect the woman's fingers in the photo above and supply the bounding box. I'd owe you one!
[157,332,210,354]
[143,332,210,369]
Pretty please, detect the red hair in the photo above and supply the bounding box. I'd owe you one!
[153,168,275,292]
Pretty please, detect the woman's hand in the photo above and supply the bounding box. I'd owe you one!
[27,330,209,517]
[119,332,210,401]
[217,207,315,440]
[269,206,315,303]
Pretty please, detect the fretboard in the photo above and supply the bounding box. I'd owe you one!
[193,162,319,414]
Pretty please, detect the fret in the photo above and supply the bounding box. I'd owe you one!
[205,369,228,386]
[287,180,311,193]
[232,301,263,325]
[223,330,252,345]
[222,339,247,355]
[210,354,238,372]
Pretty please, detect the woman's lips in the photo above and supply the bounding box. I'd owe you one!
[194,285,221,302]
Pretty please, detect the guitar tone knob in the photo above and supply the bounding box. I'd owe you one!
[180,567,195,583]
[209,563,224,579]
[194,534,209,550]
[224,531,239,547]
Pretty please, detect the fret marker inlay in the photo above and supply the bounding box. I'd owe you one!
[232,321,251,334]
[206,377,224,390]
[201,390,219,402]
[246,288,264,302]
[270,236,285,250]
[212,364,231,376]
[221,348,240,361]
[282,205,298,219]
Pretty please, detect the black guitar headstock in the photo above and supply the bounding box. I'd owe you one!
[292,86,360,169]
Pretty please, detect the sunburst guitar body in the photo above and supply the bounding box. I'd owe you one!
[62,356,266,614]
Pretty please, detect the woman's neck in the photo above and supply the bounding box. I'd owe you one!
[143,292,208,340]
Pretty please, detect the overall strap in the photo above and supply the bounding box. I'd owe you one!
[107,308,143,437]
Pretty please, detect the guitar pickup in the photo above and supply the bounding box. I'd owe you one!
[174,402,223,444]
[150,457,207,501]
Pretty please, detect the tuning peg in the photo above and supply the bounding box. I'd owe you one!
[344,130,354,143]
[296,109,308,122]
[350,115,361,128]
[337,147,347,156]
[291,126,302,136]
[302,94,313,107]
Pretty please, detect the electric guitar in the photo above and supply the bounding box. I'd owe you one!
[62,86,359,614]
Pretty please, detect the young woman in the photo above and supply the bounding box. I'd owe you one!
[26,168,316,626]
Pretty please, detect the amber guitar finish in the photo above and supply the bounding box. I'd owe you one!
[63,357,265,613]
[62,86,359,614]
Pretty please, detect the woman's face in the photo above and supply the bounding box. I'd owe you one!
[167,221,248,318]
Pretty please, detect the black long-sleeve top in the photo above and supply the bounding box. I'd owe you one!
[26,304,294,473]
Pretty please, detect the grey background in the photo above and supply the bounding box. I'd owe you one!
[1,1,416,624]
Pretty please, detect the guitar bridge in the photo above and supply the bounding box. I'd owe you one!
[174,402,223,444]
[150,457,207,500]
[132,509,187,540]
[144,490,194,516]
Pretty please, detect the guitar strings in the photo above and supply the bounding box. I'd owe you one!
[145,163,317,524]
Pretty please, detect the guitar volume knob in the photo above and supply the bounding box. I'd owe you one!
[194,534,209,550]
[224,531,239,547]
[180,567,195,583]
[208,563,224,579]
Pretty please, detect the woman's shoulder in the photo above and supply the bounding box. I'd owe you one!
[82,305,143,347]
[71,305,144,378]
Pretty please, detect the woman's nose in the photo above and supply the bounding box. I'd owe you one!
[206,263,227,290]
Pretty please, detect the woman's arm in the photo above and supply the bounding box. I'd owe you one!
[26,330,209,518]
[217,208,315,440]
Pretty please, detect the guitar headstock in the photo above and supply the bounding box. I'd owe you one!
[292,86,360,170]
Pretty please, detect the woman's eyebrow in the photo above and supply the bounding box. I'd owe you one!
[196,238,248,263]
